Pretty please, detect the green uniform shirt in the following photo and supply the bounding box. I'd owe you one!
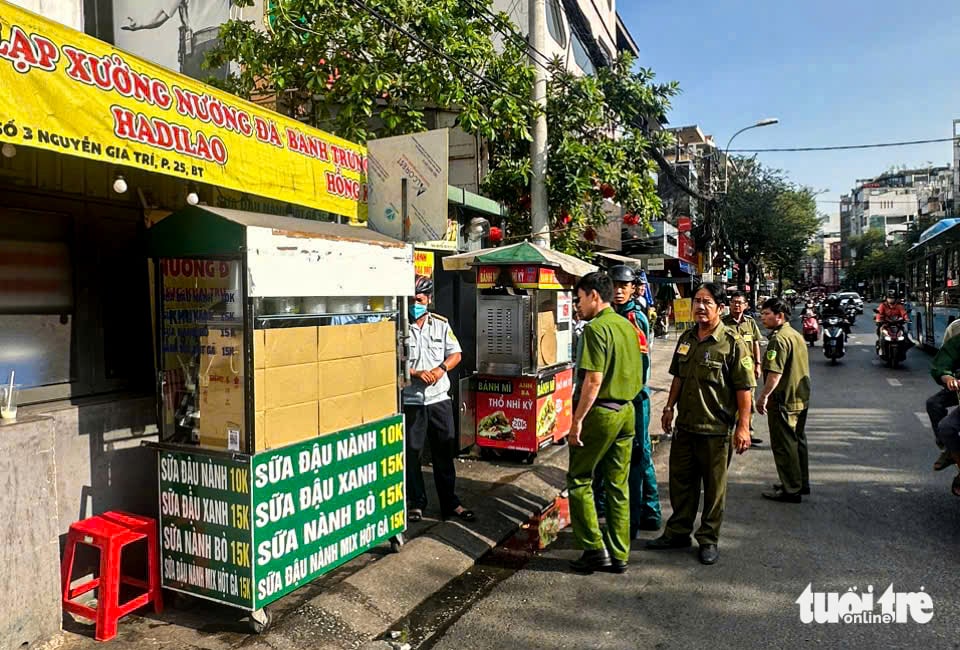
[578,306,644,402]
[930,333,960,384]
[722,313,763,346]
[762,322,811,411]
[668,322,757,435]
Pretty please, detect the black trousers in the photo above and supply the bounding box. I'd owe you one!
[926,389,957,450]
[404,401,462,517]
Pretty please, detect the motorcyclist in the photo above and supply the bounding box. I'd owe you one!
[875,290,908,337]
[820,294,846,320]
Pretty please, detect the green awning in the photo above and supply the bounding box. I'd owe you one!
[442,241,597,278]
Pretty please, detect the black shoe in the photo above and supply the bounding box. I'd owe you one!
[934,450,954,472]
[645,534,692,550]
[698,544,719,565]
[606,559,628,574]
[636,518,662,532]
[569,549,612,573]
[750,437,764,446]
[773,483,810,495]
[762,489,802,503]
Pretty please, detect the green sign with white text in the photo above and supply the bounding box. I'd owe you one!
[158,414,406,610]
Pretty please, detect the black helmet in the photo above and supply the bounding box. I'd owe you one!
[608,264,635,283]
[415,275,434,296]
[824,294,840,309]
[886,289,897,300]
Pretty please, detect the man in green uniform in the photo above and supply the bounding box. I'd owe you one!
[647,283,755,565]
[723,291,764,446]
[757,297,812,503]
[567,272,644,574]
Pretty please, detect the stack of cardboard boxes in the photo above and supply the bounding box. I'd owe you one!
[201,321,398,452]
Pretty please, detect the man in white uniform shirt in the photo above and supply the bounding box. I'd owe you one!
[404,276,474,523]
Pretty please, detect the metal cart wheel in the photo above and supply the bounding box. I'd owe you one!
[479,447,496,461]
[390,533,404,553]
[521,452,537,465]
[249,608,272,634]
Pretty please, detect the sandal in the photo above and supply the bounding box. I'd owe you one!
[409,509,423,522]
[952,474,960,498]
[445,508,476,522]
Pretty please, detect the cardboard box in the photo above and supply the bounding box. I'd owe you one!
[360,321,396,356]
[264,363,319,409]
[254,369,264,412]
[537,310,558,366]
[318,357,364,398]
[318,324,362,361]
[265,326,317,367]
[362,385,397,423]
[199,381,246,451]
[363,351,396,390]
[263,401,319,449]
[319,393,364,434]
[254,330,265,369]
[254,411,265,452]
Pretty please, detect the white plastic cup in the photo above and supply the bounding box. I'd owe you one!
[0,385,19,420]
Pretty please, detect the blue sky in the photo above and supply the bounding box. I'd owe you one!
[621,0,960,227]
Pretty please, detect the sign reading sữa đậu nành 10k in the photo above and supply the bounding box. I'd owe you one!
[158,450,254,607]
[250,414,405,608]
[158,414,406,610]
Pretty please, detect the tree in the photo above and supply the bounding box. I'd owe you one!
[209,0,535,144]
[717,158,821,298]
[481,54,678,257]
[846,230,906,295]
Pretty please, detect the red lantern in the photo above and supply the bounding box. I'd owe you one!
[599,183,616,199]
[622,214,640,226]
[489,226,504,243]
[584,227,597,242]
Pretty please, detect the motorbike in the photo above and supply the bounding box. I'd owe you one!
[876,316,911,368]
[822,314,847,364]
[802,310,820,346]
[843,303,858,326]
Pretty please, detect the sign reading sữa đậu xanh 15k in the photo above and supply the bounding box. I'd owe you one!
[158,450,254,607]
[158,414,406,609]
[250,414,405,608]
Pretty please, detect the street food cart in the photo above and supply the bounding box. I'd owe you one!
[443,242,596,463]
[148,206,413,631]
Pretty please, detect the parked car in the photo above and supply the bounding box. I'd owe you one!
[837,291,864,313]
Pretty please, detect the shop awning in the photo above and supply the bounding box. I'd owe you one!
[596,252,644,268]
[0,1,365,220]
[441,241,597,278]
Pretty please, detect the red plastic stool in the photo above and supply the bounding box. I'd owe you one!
[60,512,163,641]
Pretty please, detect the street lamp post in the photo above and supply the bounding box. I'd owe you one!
[722,117,779,193]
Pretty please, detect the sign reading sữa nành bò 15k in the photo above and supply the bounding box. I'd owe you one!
[158,450,255,608]
[250,414,405,609]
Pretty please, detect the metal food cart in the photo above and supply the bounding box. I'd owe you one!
[443,242,596,463]
[147,206,413,631]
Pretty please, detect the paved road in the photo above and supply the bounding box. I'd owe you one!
[428,311,960,649]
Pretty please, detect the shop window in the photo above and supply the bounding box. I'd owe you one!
[0,211,76,391]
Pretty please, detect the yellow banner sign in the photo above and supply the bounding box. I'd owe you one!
[0,1,366,220]
[414,250,435,278]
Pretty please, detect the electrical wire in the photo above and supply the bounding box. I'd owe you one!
[463,0,554,71]
[729,136,959,153]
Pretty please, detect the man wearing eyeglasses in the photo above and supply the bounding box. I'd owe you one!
[723,291,764,447]
[647,283,755,565]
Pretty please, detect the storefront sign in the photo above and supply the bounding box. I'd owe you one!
[673,298,693,324]
[647,258,666,271]
[158,414,406,610]
[476,368,573,451]
[476,265,500,288]
[0,1,366,220]
[413,250,435,278]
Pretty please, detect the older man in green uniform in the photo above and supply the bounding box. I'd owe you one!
[567,272,644,574]
[757,297,812,503]
[723,291,764,446]
[647,283,755,565]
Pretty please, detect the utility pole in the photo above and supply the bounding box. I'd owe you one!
[529,0,549,248]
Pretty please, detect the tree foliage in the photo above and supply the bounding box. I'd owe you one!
[845,230,906,290]
[209,0,535,144]
[718,158,822,292]
[481,54,678,257]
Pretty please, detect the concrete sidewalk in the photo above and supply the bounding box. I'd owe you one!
[51,342,677,650]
